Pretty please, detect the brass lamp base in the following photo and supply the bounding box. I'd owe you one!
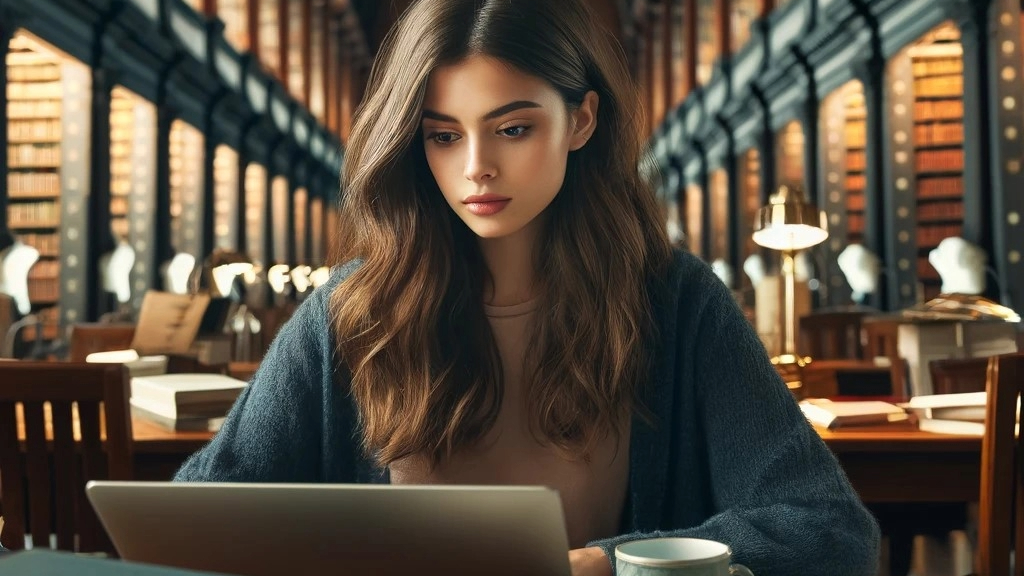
[769,353,813,399]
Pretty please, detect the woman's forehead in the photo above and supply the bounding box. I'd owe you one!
[422,55,560,120]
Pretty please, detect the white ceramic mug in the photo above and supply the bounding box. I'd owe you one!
[615,537,755,576]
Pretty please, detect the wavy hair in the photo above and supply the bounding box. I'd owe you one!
[331,0,673,468]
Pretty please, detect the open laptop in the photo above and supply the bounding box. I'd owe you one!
[86,481,571,576]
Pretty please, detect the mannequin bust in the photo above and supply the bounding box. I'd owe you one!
[710,258,734,288]
[743,254,766,288]
[162,252,196,295]
[928,236,987,295]
[100,239,136,304]
[837,244,881,304]
[0,239,40,315]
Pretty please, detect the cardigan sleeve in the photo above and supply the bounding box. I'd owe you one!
[590,267,880,576]
[173,285,336,483]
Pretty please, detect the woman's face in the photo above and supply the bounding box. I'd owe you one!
[421,54,595,241]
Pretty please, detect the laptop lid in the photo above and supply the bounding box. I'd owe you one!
[86,481,571,576]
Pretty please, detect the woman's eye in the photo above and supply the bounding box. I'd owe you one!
[499,126,529,137]
[428,132,460,144]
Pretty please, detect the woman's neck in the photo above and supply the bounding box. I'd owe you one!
[478,219,542,307]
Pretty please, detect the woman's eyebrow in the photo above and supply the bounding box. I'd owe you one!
[421,100,543,123]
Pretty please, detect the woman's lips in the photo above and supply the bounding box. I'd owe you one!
[462,194,511,216]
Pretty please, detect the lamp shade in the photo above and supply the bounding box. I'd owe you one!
[752,185,828,251]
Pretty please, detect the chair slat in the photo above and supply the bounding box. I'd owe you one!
[22,401,52,550]
[975,352,1024,576]
[50,400,77,551]
[76,399,106,553]
[0,361,132,555]
[0,401,27,550]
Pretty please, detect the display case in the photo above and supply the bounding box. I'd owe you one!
[820,80,867,248]
[293,186,307,264]
[775,119,805,190]
[737,148,761,302]
[909,23,964,302]
[685,183,704,259]
[697,0,718,86]
[287,0,305,101]
[6,32,90,338]
[708,168,729,263]
[169,119,205,260]
[731,0,759,53]
[109,86,157,311]
[271,175,289,263]
[258,0,281,77]
[244,162,267,268]
[219,0,250,52]
[213,144,240,250]
[309,195,323,265]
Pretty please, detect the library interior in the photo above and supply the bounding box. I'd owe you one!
[0,0,1023,575]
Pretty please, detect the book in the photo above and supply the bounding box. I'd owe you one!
[799,399,909,429]
[130,398,227,432]
[85,348,168,377]
[917,417,985,436]
[130,373,246,418]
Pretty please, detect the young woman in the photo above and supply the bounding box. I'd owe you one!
[175,0,880,574]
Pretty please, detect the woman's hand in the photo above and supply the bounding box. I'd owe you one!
[569,546,613,576]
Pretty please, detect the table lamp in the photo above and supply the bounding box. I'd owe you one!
[752,185,828,392]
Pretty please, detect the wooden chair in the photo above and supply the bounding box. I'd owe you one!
[861,316,905,397]
[929,356,990,395]
[68,323,137,362]
[800,359,901,399]
[0,361,133,553]
[975,351,1024,576]
[798,310,866,360]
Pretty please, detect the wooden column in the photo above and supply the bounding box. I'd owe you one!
[683,0,698,96]
[277,0,289,84]
[87,68,115,320]
[715,0,730,60]
[301,0,312,106]
[248,0,260,54]
[662,0,675,112]
[0,25,15,239]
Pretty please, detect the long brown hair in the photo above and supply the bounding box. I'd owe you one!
[331,0,673,468]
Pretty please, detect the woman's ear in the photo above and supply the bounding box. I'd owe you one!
[569,91,599,151]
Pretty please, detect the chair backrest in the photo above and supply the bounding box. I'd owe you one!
[68,323,137,362]
[798,311,866,360]
[976,351,1024,576]
[800,359,901,399]
[0,361,133,553]
[928,356,990,395]
[861,317,905,397]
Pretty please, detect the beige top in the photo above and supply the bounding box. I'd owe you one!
[389,298,630,549]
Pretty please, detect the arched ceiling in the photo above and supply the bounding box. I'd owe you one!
[330,0,637,70]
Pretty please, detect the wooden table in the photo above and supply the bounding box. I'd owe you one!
[816,423,981,503]
[132,418,984,503]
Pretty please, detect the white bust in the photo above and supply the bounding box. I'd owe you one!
[100,240,135,304]
[0,240,40,315]
[837,244,881,304]
[710,258,734,287]
[929,236,987,295]
[162,252,196,295]
[742,254,766,288]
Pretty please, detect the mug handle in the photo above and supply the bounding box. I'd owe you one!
[729,564,754,576]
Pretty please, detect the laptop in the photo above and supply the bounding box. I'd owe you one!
[86,481,571,576]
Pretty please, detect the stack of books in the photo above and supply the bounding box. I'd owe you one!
[905,392,996,435]
[799,399,909,430]
[129,373,247,432]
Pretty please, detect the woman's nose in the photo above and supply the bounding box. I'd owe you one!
[464,140,497,182]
